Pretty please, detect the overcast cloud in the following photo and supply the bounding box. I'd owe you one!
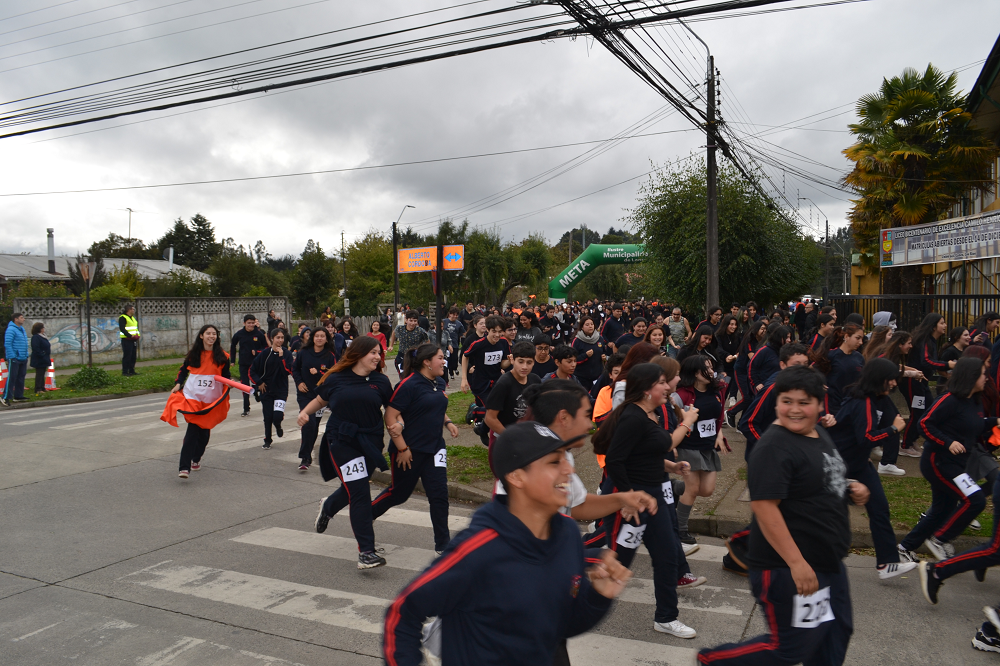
[0,0,997,259]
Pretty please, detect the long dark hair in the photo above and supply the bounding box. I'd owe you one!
[309,326,334,355]
[338,317,359,339]
[736,319,767,364]
[184,324,227,368]
[318,335,382,384]
[971,312,1000,338]
[810,324,861,373]
[942,326,968,353]
[805,313,835,341]
[592,363,664,455]
[947,357,985,399]
[678,324,716,361]
[850,357,900,398]
[912,313,945,357]
[715,314,739,343]
[881,330,912,368]
[614,342,659,387]
[402,342,441,379]
[677,354,719,392]
[963,345,999,415]
[863,325,891,362]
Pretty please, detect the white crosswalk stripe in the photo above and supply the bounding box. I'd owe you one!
[50,411,164,430]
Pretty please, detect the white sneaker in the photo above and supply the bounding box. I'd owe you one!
[925,537,955,561]
[897,544,919,564]
[898,446,922,458]
[878,561,918,579]
[682,542,700,556]
[878,463,905,476]
[971,519,982,530]
[654,619,697,638]
[871,447,883,460]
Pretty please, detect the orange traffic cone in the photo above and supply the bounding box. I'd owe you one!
[45,358,59,391]
[0,358,7,394]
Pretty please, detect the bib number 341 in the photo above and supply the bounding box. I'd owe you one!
[792,587,835,628]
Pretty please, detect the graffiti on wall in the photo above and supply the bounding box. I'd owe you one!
[49,318,123,355]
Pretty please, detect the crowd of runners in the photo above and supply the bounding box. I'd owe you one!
[156,297,1000,664]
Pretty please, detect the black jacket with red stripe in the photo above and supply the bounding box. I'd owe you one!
[829,395,898,469]
[383,500,612,666]
[737,373,778,460]
[919,392,997,466]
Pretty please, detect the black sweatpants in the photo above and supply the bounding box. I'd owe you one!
[935,475,1000,580]
[697,564,853,665]
[729,372,752,421]
[261,395,285,444]
[371,448,450,550]
[901,449,987,550]
[321,437,377,553]
[605,482,679,623]
[900,378,930,450]
[849,461,900,566]
[121,338,137,375]
[239,365,252,412]
[179,423,210,472]
[297,395,321,465]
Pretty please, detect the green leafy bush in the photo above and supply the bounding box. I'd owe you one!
[87,283,134,305]
[64,365,112,389]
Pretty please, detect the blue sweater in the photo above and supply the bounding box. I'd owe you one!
[4,322,28,361]
[383,500,612,666]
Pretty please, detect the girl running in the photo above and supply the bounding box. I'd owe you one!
[728,319,767,425]
[903,313,956,455]
[804,313,835,351]
[811,323,865,417]
[299,336,394,570]
[748,325,791,394]
[374,343,459,554]
[643,324,667,352]
[292,326,336,470]
[674,355,729,545]
[863,325,892,362]
[899,357,996,563]
[937,327,970,395]
[571,315,608,390]
[676,325,720,375]
[715,314,741,387]
[593,362,697,639]
[162,324,232,479]
[367,320,387,366]
[250,328,293,450]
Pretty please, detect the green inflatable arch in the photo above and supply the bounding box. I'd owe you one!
[548,244,647,301]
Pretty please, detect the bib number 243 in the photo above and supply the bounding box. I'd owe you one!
[340,456,368,482]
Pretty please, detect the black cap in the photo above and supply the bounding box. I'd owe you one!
[491,422,566,481]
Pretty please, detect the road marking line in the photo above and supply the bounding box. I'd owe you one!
[638,543,729,563]
[231,528,748,615]
[136,637,205,666]
[50,411,163,430]
[12,621,62,642]
[125,561,386,634]
[569,631,695,665]
[2,401,160,424]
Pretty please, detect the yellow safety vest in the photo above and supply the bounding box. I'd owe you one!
[120,313,140,338]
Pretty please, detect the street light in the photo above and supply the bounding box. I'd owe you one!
[392,205,415,314]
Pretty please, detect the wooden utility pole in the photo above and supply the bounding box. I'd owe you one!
[706,55,719,309]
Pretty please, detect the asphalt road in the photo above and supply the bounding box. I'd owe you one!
[2,383,999,665]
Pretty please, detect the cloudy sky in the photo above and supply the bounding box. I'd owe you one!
[0,0,997,260]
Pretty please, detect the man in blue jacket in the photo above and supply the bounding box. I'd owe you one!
[383,422,631,666]
[2,312,29,405]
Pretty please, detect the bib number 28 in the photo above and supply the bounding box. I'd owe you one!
[792,587,835,628]
[616,522,647,549]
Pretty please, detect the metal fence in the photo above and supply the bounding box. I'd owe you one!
[829,294,1000,333]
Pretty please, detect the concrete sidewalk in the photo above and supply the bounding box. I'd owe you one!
[53,357,182,376]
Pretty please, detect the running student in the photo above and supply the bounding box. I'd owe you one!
[442,307,466,381]
[250,328,293,450]
[462,315,512,445]
[902,313,955,455]
[592,352,626,423]
[530,335,556,379]
[230,314,268,416]
[614,317,648,355]
[728,319,767,425]
[601,303,627,343]
[698,365,868,666]
[748,325,791,394]
[162,325,232,479]
[376,344,459,554]
[299,337,393,570]
[899,357,997,563]
[811,324,864,417]
[804,314,835,351]
[544,345,582,385]
[829,358,918,579]
[485,341,540,441]
[571,315,607,389]
[737,343,812,461]
[383,421,631,665]
[388,310,429,375]
[292,326,336,470]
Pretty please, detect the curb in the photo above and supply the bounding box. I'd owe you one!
[0,388,170,410]
[370,470,493,504]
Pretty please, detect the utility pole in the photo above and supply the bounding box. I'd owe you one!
[568,229,573,266]
[126,208,134,245]
[705,55,719,309]
[799,197,830,300]
[341,230,347,296]
[392,205,415,314]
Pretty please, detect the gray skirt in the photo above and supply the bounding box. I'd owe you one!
[676,447,723,472]
[967,444,999,482]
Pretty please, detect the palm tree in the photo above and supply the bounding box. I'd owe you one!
[844,64,998,294]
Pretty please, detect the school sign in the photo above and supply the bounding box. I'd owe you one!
[881,209,1000,268]
[548,244,647,300]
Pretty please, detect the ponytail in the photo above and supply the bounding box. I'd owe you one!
[401,342,440,379]
[810,324,861,373]
[592,363,663,455]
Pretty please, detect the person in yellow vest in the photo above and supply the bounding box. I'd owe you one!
[119,304,140,376]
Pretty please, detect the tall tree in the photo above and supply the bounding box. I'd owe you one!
[87,233,154,260]
[291,240,338,317]
[628,158,822,311]
[465,229,550,306]
[844,64,998,293]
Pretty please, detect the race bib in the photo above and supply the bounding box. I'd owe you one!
[435,449,447,468]
[954,473,981,497]
[273,399,286,413]
[183,375,223,403]
[616,522,647,549]
[911,395,925,410]
[339,456,368,482]
[661,480,675,504]
[792,587,835,628]
[484,350,503,365]
[697,419,717,438]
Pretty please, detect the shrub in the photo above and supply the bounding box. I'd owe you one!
[65,366,112,389]
[87,283,134,305]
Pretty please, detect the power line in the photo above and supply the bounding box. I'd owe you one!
[0,0,85,24]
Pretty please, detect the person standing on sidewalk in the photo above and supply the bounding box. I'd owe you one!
[230,314,268,417]
[29,322,50,396]
[2,312,29,404]
[118,304,140,376]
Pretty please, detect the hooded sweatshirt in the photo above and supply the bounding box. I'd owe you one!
[383,500,612,666]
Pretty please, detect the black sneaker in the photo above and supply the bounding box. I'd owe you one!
[722,553,748,577]
[315,500,330,533]
[984,605,1000,633]
[919,562,942,604]
[262,441,272,449]
[275,425,283,438]
[726,536,749,570]
[678,531,697,545]
[241,410,250,417]
[973,628,1000,653]
[976,568,988,583]
[358,551,387,569]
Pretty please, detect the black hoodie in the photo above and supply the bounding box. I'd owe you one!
[383,500,612,666]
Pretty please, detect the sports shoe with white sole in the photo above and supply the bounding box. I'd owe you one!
[971,519,982,530]
[878,463,905,476]
[919,562,942,604]
[298,464,309,471]
[897,544,919,564]
[877,561,918,579]
[190,462,201,471]
[654,620,696,639]
[315,500,330,534]
[677,573,707,589]
[898,446,922,458]
[178,470,189,478]
[358,551,387,569]
[925,537,955,561]
[682,542,700,556]
[973,628,1000,653]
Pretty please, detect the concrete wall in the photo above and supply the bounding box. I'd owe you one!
[11,297,292,367]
